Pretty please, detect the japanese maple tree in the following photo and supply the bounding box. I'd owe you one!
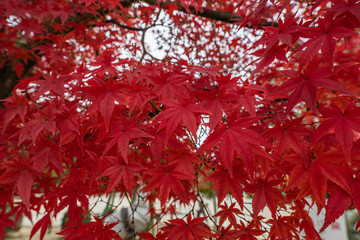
[1,0,360,239]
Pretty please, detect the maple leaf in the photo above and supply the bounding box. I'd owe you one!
[263,117,311,167]
[103,118,153,163]
[189,65,223,76]
[56,104,81,145]
[215,222,265,240]
[18,104,57,145]
[214,202,241,229]
[33,73,71,100]
[161,215,214,240]
[49,5,75,24]
[321,188,352,232]
[137,232,157,240]
[253,15,300,52]
[270,58,356,115]
[300,218,321,240]
[90,50,129,76]
[156,97,208,142]
[142,166,190,205]
[199,115,271,176]
[82,215,123,240]
[330,0,360,22]
[30,214,52,240]
[124,79,156,113]
[194,85,229,130]
[99,156,146,194]
[16,18,45,40]
[55,207,88,240]
[0,212,16,240]
[0,157,38,210]
[149,71,189,99]
[251,43,288,74]
[285,147,351,206]
[226,84,265,117]
[1,94,28,129]
[267,216,299,239]
[81,76,128,130]
[31,138,63,172]
[167,147,201,177]
[236,221,266,240]
[55,185,89,223]
[206,161,248,207]
[244,171,284,218]
[313,102,360,162]
[148,125,167,160]
[215,226,241,240]
[298,18,356,66]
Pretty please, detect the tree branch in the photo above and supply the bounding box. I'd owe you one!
[141,0,241,23]
[138,0,275,27]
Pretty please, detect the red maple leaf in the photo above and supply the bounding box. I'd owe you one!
[270,58,356,115]
[298,18,355,66]
[313,102,360,162]
[199,114,271,175]
[81,76,128,130]
[263,117,311,167]
[161,215,214,240]
[253,15,301,52]
[0,157,38,210]
[99,156,146,194]
[194,84,229,130]
[124,79,156,113]
[103,118,153,163]
[285,147,350,206]
[30,214,52,240]
[251,43,288,74]
[215,226,242,240]
[235,221,266,240]
[142,166,190,205]
[156,97,208,142]
[90,50,130,76]
[214,223,266,240]
[16,18,45,40]
[167,147,201,177]
[150,71,189,100]
[320,187,352,232]
[206,161,248,207]
[81,215,122,240]
[244,171,284,218]
[226,84,265,117]
[33,73,71,100]
[31,138,63,172]
[0,212,16,239]
[1,94,28,129]
[330,0,360,22]
[214,202,241,229]
[267,216,299,239]
[18,104,57,145]
[55,184,89,223]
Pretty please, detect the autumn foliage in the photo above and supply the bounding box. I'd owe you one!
[1,0,360,239]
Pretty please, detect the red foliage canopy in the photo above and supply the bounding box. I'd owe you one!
[1,0,360,239]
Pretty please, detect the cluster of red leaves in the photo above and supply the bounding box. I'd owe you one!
[1,0,360,239]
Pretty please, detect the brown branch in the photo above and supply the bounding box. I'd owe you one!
[106,19,148,31]
[139,0,276,27]
[144,0,242,23]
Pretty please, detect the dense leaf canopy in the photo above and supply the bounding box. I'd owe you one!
[1,0,360,239]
